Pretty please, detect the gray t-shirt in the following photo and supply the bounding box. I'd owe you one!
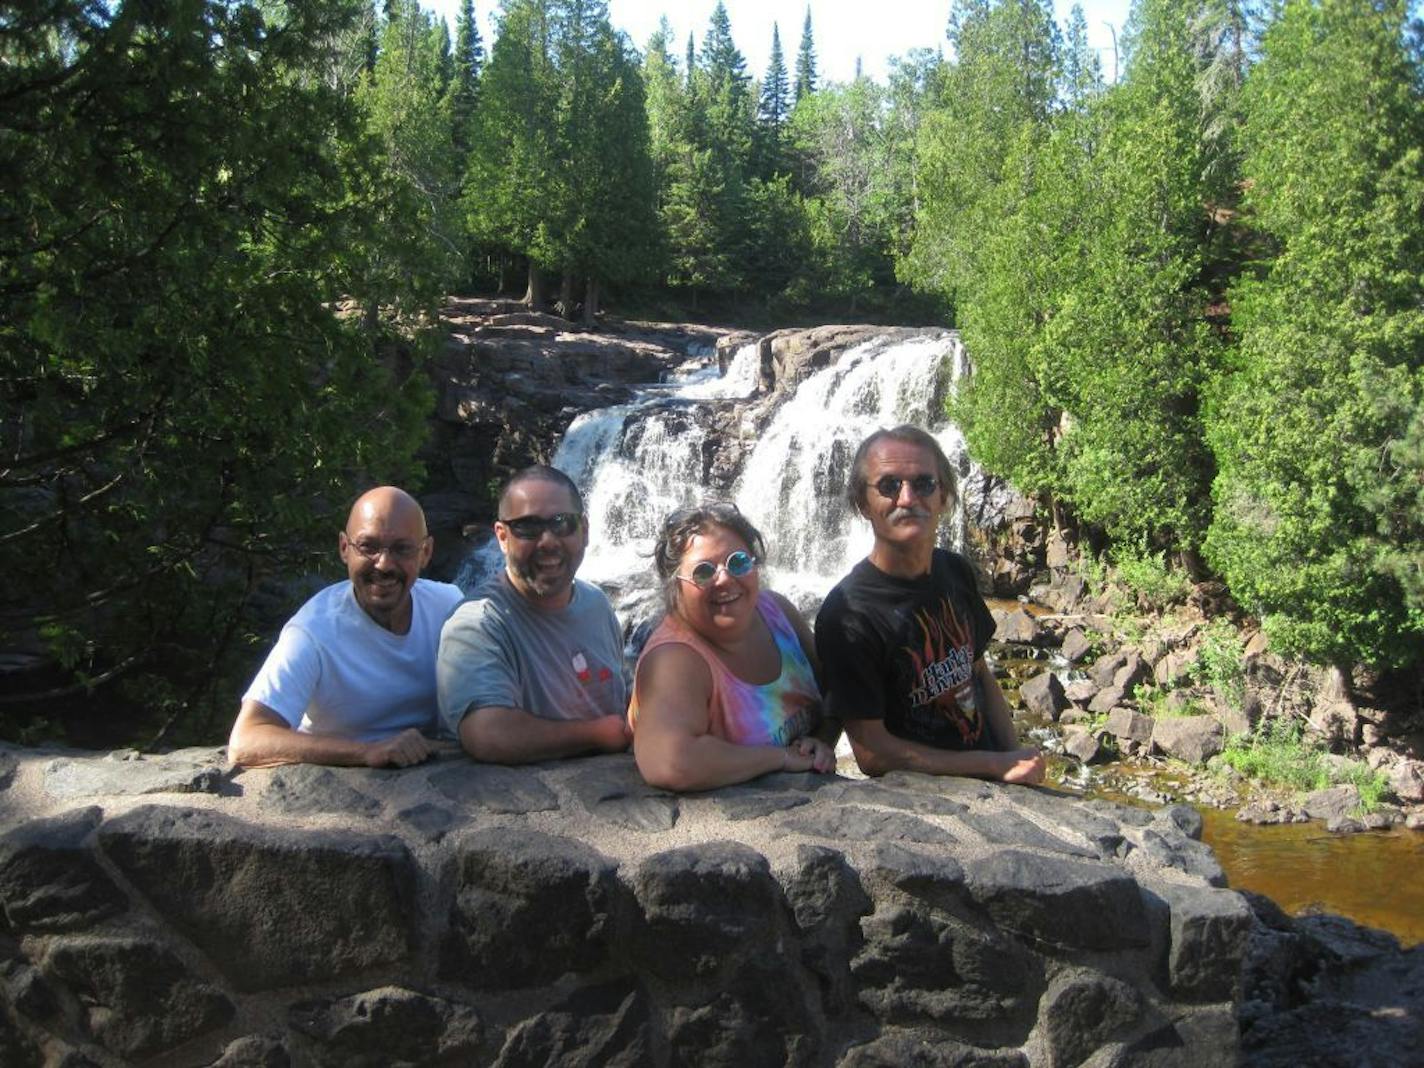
[437,574,627,735]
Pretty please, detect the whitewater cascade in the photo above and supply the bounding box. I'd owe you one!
[528,329,1011,628]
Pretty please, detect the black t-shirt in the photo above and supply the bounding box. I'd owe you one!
[815,549,997,751]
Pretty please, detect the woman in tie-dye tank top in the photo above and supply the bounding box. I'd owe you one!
[628,502,840,791]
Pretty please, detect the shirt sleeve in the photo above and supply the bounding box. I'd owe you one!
[436,598,521,734]
[814,592,888,722]
[241,623,323,727]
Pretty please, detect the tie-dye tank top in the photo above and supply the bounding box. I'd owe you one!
[629,592,822,746]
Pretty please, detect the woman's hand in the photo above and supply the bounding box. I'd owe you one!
[784,735,836,774]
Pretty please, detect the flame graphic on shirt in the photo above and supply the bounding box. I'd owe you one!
[902,599,982,744]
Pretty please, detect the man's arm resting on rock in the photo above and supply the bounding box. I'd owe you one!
[228,700,434,769]
[457,704,629,765]
[843,716,1045,783]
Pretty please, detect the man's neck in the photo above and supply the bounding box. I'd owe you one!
[505,569,575,612]
[867,539,934,579]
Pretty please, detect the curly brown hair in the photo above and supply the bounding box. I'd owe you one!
[653,502,767,609]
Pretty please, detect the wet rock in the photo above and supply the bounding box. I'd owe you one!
[782,805,958,847]
[0,808,127,931]
[1105,708,1155,746]
[1062,728,1108,765]
[206,1035,291,1068]
[565,758,679,831]
[440,829,624,988]
[1151,717,1224,764]
[98,806,416,992]
[838,1030,1027,1067]
[964,851,1149,952]
[630,842,784,983]
[1019,672,1067,721]
[1325,814,1366,834]
[1301,784,1360,823]
[256,765,382,818]
[851,903,1044,1044]
[1153,882,1254,1000]
[41,936,234,1058]
[493,980,651,1068]
[43,752,224,799]
[996,607,1042,646]
[429,763,559,814]
[1039,970,1141,1068]
[1060,629,1093,664]
[1389,759,1424,804]
[289,986,482,1066]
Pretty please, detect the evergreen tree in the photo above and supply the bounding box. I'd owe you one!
[795,7,817,102]
[756,23,792,178]
[1061,3,1102,103]
[1205,0,1424,668]
[452,0,484,153]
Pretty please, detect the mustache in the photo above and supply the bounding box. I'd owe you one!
[889,507,933,522]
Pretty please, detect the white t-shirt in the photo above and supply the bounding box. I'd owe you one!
[243,579,464,742]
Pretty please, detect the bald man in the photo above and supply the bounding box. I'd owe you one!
[228,486,464,768]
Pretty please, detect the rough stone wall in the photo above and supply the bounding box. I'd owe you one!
[0,745,1252,1067]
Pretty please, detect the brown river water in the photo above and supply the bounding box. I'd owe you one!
[1198,806,1424,947]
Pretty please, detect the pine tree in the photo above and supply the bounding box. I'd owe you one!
[756,23,791,178]
[452,0,484,153]
[795,7,817,102]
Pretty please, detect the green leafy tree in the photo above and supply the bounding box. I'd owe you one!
[1205,0,1424,668]
[1,1,432,744]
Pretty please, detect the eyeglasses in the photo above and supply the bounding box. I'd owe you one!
[677,549,757,588]
[872,474,940,500]
[347,537,427,561]
[499,512,582,540]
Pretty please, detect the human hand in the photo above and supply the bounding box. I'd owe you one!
[365,728,436,768]
[998,748,1047,785]
[792,735,836,774]
[588,714,632,754]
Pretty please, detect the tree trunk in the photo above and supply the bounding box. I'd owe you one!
[556,272,575,320]
[582,277,599,328]
[523,263,546,309]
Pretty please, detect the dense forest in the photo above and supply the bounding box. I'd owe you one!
[2,0,1421,744]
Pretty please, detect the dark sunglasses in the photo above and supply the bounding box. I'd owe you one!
[873,474,940,500]
[499,512,582,540]
[677,549,757,588]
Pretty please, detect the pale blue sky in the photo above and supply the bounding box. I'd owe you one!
[429,0,1134,85]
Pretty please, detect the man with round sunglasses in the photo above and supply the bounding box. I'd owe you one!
[229,486,463,768]
[437,465,629,763]
[815,425,1045,785]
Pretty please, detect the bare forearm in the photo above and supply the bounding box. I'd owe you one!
[852,734,1022,779]
[458,705,624,764]
[635,733,788,792]
[228,722,373,769]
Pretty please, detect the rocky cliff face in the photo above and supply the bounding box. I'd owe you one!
[0,743,1335,1066]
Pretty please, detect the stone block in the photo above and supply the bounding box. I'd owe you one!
[1063,729,1109,765]
[839,1030,1027,1066]
[1105,708,1155,746]
[997,607,1042,646]
[440,829,624,988]
[1301,785,1359,823]
[0,808,127,932]
[98,806,416,992]
[630,842,785,982]
[1063,679,1097,706]
[664,977,818,1068]
[1087,685,1126,716]
[1134,829,1226,887]
[956,808,1097,858]
[1154,883,1254,1000]
[1019,672,1067,721]
[1060,628,1093,663]
[564,758,679,831]
[965,851,1149,952]
[428,763,560,814]
[1039,969,1141,1068]
[781,846,873,1014]
[782,805,957,847]
[1089,651,1128,690]
[841,781,968,817]
[1151,717,1224,764]
[289,986,482,1067]
[1113,652,1153,694]
[1154,649,1199,687]
[493,981,650,1068]
[256,765,382,818]
[41,936,233,1058]
[1008,789,1126,857]
[43,752,224,800]
[851,903,1044,1043]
